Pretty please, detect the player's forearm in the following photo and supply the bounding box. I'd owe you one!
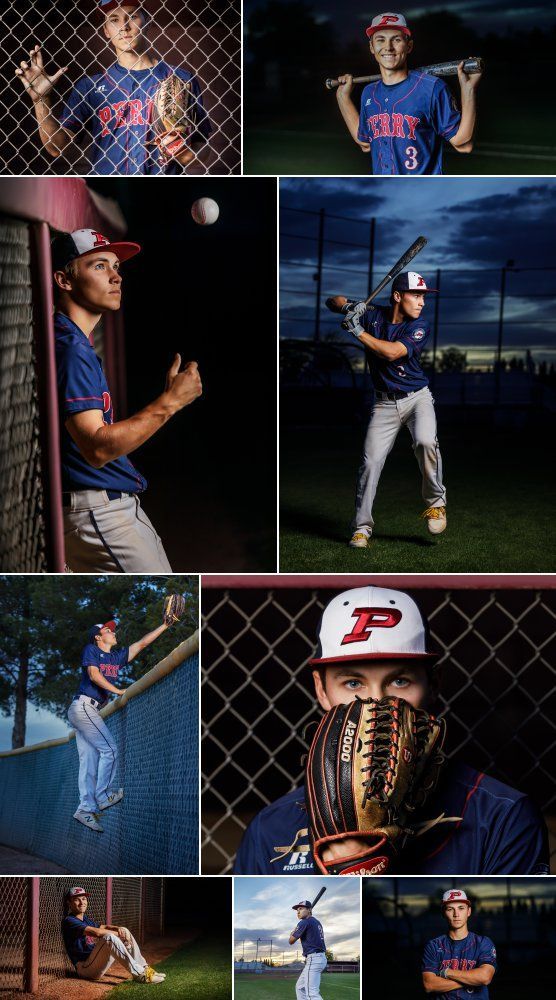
[84,393,180,467]
[33,99,71,156]
[423,974,460,992]
[446,966,493,986]
[336,96,362,145]
[358,331,406,360]
[450,92,477,148]
[129,623,167,658]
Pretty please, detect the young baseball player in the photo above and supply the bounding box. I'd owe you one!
[289,900,327,1000]
[52,227,202,573]
[15,0,211,174]
[69,615,171,831]
[330,270,445,547]
[62,886,166,983]
[422,889,496,996]
[335,12,481,175]
[233,585,549,876]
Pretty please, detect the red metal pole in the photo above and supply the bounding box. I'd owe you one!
[106,877,113,926]
[30,222,65,571]
[24,877,40,993]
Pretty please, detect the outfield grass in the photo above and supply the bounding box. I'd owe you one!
[110,935,230,999]
[235,972,360,999]
[279,424,556,572]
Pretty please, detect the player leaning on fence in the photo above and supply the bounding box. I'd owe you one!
[62,886,166,984]
[234,585,549,876]
[14,0,211,174]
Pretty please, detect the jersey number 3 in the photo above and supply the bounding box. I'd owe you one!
[404,146,418,170]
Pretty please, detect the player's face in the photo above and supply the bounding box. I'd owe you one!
[69,895,88,916]
[443,902,471,930]
[313,662,432,712]
[296,906,310,919]
[100,626,118,647]
[71,252,122,313]
[370,30,412,71]
[397,291,426,319]
[103,6,147,55]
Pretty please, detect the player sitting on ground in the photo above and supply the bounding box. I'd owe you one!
[335,12,481,175]
[422,889,496,995]
[234,585,549,876]
[15,0,211,174]
[62,886,166,983]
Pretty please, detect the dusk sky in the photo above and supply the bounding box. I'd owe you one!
[235,877,360,962]
[280,177,556,366]
[245,0,556,38]
[364,877,556,910]
[0,708,69,753]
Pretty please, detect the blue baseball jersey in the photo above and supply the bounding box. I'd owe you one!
[233,761,549,876]
[76,643,129,707]
[358,71,461,174]
[59,60,211,175]
[363,303,430,393]
[292,916,326,956]
[422,932,497,999]
[55,312,147,494]
[62,915,99,966]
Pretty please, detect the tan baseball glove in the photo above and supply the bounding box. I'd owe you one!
[151,74,194,160]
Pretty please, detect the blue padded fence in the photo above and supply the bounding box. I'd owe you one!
[0,636,198,874]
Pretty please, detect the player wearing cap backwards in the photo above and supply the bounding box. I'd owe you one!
[69,613,173,831]
[335,12,482,175]
[15,1,211,174]
[52,227,202,573]
[62,886,166,983]
[330,270,445,547]
[422,889,497,996]
[289,900,327,1000]
[233,585,549,875]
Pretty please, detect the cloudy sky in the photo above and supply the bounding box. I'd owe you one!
[245,0,556,36]
[280,177,556,365]
[364,876,556,910]
[235,877,360,962]
[0,708,69,753]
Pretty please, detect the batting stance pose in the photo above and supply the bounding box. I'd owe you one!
[335,12,481,174]
[15,0,211,174]
[52,227,202,573]
[289,900,327,1000]
[234,585,549,875]
[62,886,165,983]
[422,889,496,997]
[333,271,446,547]
[69,615,171,831]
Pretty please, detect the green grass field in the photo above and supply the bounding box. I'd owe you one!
[280,424,556,572]
[235,972,360,999]
[110,935,230,999]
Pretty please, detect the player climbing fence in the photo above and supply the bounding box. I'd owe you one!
[0,0,240,175]
[0,876,164,993]
[0,633,199,874]
[201,576,556,873]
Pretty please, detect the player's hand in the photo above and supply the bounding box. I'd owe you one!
[335,74,354,101]
[341,302,366,339]
[14,45,68,103]
[358,141,371,153]
[457,57,482,94]
[321,836,370,861]
[165,355,203,409]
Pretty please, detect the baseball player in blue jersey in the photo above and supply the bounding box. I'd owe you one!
[15,1,211,174]
[69,613,172,831]
[289,900,327,1000]
[330,270,446,547]
[422,889,496,997]
[335,12,481,175]
[52,227,202,572]
[62,886,165,983]
[233,585,549,876]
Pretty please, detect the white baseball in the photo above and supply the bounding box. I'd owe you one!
[191,197,219,225]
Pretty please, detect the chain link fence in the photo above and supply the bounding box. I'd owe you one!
[201,577,556,873]
[1,0,240,175]
[0,877,164,993]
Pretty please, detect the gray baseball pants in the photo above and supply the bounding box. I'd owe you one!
[353,386,446,534]
[296,952,327,1000]
[75,930,147,980]
[63,490,172,573]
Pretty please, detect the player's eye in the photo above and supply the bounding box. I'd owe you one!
[389,676,411,688]
[343,678,363,690]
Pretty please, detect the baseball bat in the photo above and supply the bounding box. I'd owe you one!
[364,235,427,306]
[310,886,327,909]
[325,57,483,90]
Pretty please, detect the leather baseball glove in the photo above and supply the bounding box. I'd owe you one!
[162,594,187,626]
[305,696,446,875]
[151,74,194,160]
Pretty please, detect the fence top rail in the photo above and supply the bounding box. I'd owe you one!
[202,575,556,589]
[0,630,199,758]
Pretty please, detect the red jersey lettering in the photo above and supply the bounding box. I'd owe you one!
[341,607,402,645]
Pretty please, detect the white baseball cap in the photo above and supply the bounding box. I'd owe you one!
[442,889,470,905]
[366,13,411,38]
[309,586,437,665]
[51,229,141,272]
[392,272,438,293]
